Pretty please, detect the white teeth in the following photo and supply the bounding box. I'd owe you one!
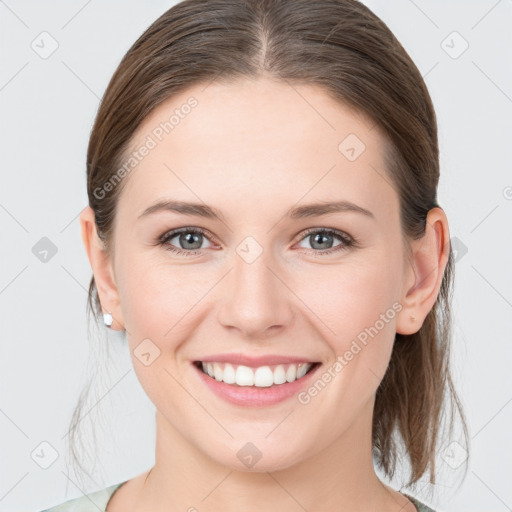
[254,366,274,387]
[296,363,309,379]
[236,365,254,386]
[222,363,236,384]
[273,365,287,385]
[286,364,297,382]
[199,362,314,387]
[213,363,223,381]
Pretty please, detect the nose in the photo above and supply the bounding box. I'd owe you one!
[216,247,295,339]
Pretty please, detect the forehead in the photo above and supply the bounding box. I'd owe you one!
[117,78,398,225]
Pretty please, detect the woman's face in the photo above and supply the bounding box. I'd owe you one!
[103,78,414,471]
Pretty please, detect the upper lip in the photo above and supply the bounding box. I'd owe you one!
[195,353,319,368]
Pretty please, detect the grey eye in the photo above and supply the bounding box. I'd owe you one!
[298,231,343,251]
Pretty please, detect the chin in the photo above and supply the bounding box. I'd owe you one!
[208,439,309,474]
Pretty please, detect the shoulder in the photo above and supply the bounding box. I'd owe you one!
[402,492,438,512]
[39,482,127,512]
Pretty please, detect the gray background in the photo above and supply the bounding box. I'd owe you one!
[1,1,511,511]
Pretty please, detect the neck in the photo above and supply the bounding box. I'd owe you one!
[134,398,399,512]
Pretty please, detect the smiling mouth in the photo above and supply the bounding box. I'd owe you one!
[193,361,320,387]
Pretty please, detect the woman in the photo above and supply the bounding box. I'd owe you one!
[41,0,469,510]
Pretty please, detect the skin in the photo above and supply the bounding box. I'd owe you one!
[80,77,449,512]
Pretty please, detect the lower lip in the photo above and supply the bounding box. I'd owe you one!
[192,362,321,407]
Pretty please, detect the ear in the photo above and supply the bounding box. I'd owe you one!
[396,207,450,335]
[79,206,125,330]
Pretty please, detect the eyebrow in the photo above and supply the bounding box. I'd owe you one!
[137,199,375,221]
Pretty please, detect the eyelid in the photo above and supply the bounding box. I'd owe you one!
[158,225,356,255]
[158,226,219,246]
[295,226,353,244]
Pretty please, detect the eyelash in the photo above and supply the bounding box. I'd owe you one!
[157,227,357,257]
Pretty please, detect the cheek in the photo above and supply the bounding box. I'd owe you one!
[114,254,211,412]
[297,253,400,339]
[296,252,401,396]
[116,250,211,336]
[115,254,221,398]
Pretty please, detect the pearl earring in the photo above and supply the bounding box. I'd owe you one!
[103,312,113,328]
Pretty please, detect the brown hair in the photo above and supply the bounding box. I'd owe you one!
[72,0,469,492]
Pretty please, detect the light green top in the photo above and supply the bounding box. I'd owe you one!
[40,481,436,512]
[39,482,126,512]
